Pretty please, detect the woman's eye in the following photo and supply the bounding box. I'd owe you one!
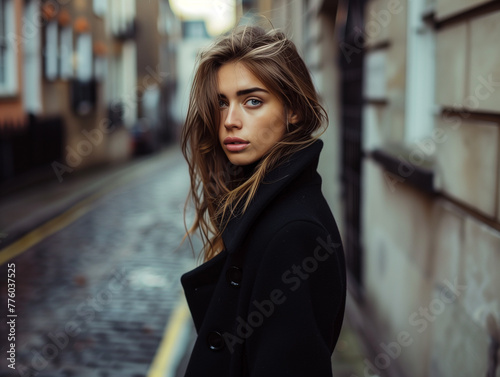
[218,99,228,108]
[246,99,262,107]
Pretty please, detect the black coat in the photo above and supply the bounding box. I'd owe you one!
[181,140,346,377]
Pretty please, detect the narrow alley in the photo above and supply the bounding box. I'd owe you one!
[0,148,198,377]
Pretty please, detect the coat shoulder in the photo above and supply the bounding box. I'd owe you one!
[250,177,340,246]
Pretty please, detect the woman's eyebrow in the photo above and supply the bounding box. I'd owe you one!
[218,87,270,98]
[236,87,269,96]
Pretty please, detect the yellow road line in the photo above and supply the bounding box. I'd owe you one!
[0,154,168,265]
[147,298,191,377]
[0,192,102,265]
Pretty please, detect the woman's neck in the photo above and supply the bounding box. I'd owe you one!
[241,160,260,178]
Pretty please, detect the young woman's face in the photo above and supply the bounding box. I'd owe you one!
[217,62,289,166]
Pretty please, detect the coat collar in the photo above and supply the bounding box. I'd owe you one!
[221,139,324,253]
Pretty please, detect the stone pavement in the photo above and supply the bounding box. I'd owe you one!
[0,146,372,377]
[331,313,372,377]
[0,147,198,377]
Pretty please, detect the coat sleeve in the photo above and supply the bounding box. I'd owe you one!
[244,220,346,377]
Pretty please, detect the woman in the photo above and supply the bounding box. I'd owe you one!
[180,25,346,377]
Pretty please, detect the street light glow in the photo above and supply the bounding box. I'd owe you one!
[168,0,237,36]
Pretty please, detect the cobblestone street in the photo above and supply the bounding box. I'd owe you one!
[0,148,198,377]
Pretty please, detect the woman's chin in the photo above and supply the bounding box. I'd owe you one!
[226,154,258,166]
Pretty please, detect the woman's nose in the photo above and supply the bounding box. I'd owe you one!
[224,104,242,129]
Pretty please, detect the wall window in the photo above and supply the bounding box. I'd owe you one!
[108,0,135,36]
[59,26,73,79]
[404,0,436,144]
[93,0,107,17]
[364,50,387,101]
[76,33,92,82]
[158,0,169,34]
[94,56,106,80]
[0,0,18,96]
[158,0,179,36]
[23,0,41,113]
[183,21,207,39]
[44,21,58,80]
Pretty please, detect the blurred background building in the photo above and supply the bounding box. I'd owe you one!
[0,0,182,190]
[1,0,500,376]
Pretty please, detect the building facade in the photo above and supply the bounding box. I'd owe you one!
[360,0,500,376]
[0,0,180,188]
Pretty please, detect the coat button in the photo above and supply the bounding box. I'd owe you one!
[207,331,225,351]
[226,266,242,287]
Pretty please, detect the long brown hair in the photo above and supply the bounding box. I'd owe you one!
[181,25,328,262]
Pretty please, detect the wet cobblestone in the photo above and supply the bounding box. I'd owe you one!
[0,150,198,376]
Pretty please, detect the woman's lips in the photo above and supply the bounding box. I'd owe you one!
[224,137,250,152]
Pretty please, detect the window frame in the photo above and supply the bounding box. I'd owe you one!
[76,32,92,82]
[93,55,106,81]
[93,0,107,17]
[44,20,58,81]
[0,0,18,97]
[59,25,73,79]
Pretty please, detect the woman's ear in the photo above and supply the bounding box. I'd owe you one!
[287,109,300,125]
